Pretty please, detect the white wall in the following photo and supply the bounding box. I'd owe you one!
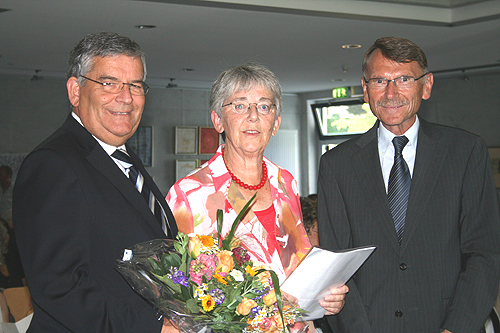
[1,70,499,197]
[0,74,303,196]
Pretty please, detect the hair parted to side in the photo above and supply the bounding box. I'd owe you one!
[210,63,282,118]
[66,32,146,85]
[362,36,428,78]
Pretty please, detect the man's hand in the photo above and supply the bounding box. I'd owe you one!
[320,285,349,315]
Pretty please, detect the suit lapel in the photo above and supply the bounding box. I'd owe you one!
[353,123,402,253]
[62,115,165,235]
[400,119,446,251]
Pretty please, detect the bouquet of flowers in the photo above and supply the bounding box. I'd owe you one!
[116,196,305,332]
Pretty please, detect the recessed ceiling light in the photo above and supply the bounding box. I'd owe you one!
[182,68,194,72]
[135,25,156,29]
[342,44,361,49]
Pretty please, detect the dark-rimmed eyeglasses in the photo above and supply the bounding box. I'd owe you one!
[222,101,275,115]
[364,73,428,89]
[80,75,149,96]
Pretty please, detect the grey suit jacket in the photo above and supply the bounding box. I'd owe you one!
[13,114,178,332]
[318,118,500,333]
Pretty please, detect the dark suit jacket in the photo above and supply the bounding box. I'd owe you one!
[13,114,178,332]
[318,118,500,333]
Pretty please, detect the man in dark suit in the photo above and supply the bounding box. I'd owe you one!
[318,36,500,333]
[13,32,179,332]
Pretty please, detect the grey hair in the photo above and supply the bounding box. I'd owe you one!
[210,63,282,118]
[362,36,428,79]
[66,32,146,85]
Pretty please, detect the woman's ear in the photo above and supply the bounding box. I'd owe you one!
[211,110,224,133]
[271,115,281,136]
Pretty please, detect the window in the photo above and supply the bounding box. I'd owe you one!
[311,99,377,139]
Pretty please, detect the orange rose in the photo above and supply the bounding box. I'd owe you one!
[236,298,257,316]
[216,250,234,273]
[257,270,271,283]
[263,289,277,306]
[271,313,284,331]
[188,235,202,258]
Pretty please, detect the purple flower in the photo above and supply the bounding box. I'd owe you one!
[168,267,189,287]
[250,305,262,318]
[209,288,225,305]
[252,286,269,301]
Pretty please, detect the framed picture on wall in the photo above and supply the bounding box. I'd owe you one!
[176,160,198,180]
[488,147,500,188]
[198,127,220,155]
[128,126,153,166]
[175,126,197,155]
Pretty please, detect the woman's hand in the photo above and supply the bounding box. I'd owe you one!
[161,319,180,333]
[320,284,349,315]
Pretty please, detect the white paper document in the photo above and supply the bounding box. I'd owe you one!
[280,246,376,320]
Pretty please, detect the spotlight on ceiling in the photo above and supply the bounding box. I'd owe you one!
[135,25,157,29]
[342,44,361,49]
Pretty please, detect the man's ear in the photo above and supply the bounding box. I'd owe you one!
[211,110,224,133]
[361,77,370,104]
[67,77,80,108]
[422,73,434,100]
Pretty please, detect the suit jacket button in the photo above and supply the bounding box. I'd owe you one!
[399,263,407,270]
[395,311,403,317]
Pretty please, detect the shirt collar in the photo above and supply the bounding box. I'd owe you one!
[378,115,420,151]
[71,112,126,155]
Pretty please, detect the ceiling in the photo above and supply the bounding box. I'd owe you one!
[1,0,499,94]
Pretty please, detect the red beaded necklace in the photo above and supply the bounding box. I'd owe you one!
[222,147,267,190]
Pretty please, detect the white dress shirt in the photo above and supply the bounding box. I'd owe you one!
[378,116,419,193]
[71,112,130,176]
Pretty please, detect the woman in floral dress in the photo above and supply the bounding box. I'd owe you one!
[166,63,347,322]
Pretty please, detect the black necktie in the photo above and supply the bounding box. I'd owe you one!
[111,149,169,236]
[387,136,411,244]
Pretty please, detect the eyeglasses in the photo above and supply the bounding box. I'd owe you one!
[222,101,276,115]
[364,73,428,89]
[80,75,149,96]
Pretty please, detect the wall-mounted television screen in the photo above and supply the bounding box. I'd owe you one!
[311,98,377,139]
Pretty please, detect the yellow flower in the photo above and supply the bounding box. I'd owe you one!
[263,289,277,306]
[188,235,203,257]
[202,295,215,312]
[246,265,257,276]
[236,298,258,316]
[199,235,214,247]
[213,270,228,285]
[216,250,234,273]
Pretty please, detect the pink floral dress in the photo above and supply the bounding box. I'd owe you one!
[166,145,311,283]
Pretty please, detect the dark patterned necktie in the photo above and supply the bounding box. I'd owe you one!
[387,136,411,244]
[111,149,169,236]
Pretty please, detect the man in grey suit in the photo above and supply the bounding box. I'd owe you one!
[318,36,500,333]
[13,32,179,332]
